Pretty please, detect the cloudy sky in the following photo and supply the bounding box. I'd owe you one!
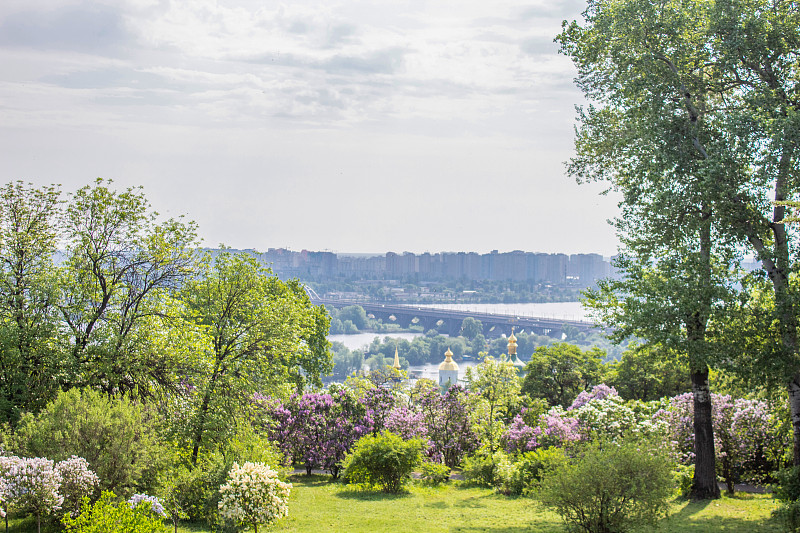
[0,0,620,255]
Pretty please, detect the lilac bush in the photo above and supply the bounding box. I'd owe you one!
[56,456,100,518]
[128,494,166,517]
[385,406,427,441]
[657,392,786,490]
[503,407,581,454]
[416,385,479,467]
[569,384,619,410]
[0,455,21,523]
[261,389,370,477]
[5,457,63,533]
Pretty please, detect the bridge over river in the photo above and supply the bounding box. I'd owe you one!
[311,298,601,339]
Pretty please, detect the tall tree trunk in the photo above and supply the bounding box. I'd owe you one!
[690,366,720,500]
[689,209,720,500]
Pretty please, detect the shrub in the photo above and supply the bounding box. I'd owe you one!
[772,467,800,532]
[4,456,63,533]
[218,462,292,533]
[539,440,674,533]
[56,456,100,518]
[461,448,513,489]
[504,447,568,496]
[62,491,164,533]
[419,462,451,485]
[674,464,694,498]
[342,432,425,493]
[775,501,800,533]
[9,388,164,497]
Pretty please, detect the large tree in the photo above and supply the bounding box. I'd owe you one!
[557,0,746,498]
[561,0,800,465]
[57,179,198,397]
[0,182,63,424]
[182,251,331,465]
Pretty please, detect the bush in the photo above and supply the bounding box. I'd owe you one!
[62,491,164,533]
[419,462,451,485]
[218,462,291,532]
[4,456,63,532]
[674,464,694,498]
[504,447,567,496]
[342,432,425,493]
[772,467,800,532]
[775,500,800,533]
[539,440,674,533]
[9,388,164,497]
[461,448,513,488]
[56,456,100,518]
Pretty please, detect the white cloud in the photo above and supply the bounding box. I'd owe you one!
[0,0,619,255]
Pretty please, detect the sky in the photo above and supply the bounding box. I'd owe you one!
[0,0,621,256]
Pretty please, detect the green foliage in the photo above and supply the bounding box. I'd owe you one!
[181,250,332,464]
[62,491,165,533]
[460,317,483,341]
[465,355,521,454]
[674,464,695,499]
[0,181,63,426]
[461,448,513,489]
[418,462,451,486]
[59,179,199,398]
[774,467,800,503]
[503,448,568,496]
[775,501,800,533]
[342,432,425,493]
[9,388,164,497]
[539,440,674,533]
[522,344,605,408]
[607,344,691,401]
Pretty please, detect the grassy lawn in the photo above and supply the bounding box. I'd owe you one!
[6,475,783,532]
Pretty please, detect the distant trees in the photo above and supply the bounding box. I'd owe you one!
[521,344,605,409]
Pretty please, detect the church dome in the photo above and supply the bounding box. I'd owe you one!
[438,347,459,371]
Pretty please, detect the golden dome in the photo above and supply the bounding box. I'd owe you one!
[507,329,518,356]
[438,347,459,371]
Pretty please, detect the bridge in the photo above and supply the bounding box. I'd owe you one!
[311,298,600,339]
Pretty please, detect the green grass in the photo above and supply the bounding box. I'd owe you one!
[5,475,784,532]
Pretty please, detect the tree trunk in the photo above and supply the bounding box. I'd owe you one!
[690,367,720,500]
[789,376,800,466]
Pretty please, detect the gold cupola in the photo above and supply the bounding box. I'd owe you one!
[507,328,518,357]
[438,347,459,372]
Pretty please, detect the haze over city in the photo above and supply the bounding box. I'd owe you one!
[0,0,622,256]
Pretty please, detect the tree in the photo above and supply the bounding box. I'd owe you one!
[0,182,63,424]
[561,0,800,466]
[182,251,331,465]
[521,344,605,408]
[58,179,198,398]
[465,355,521,454]
[460,317,483,341]
[607,344,691,401]
[556,0,756,498]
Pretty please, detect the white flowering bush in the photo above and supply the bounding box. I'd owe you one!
[218,462,291,532]
[0,455,22,520]
[5,456,63,533]
[128,493,166,517]
[56,456,100,518]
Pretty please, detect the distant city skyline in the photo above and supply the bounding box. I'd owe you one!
[0,0,621,256]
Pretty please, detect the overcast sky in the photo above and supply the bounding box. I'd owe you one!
[0,0,620,256]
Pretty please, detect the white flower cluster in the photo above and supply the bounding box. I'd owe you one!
[0,454,100,520]
[128,493,166,517]
[218,462,292,529]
